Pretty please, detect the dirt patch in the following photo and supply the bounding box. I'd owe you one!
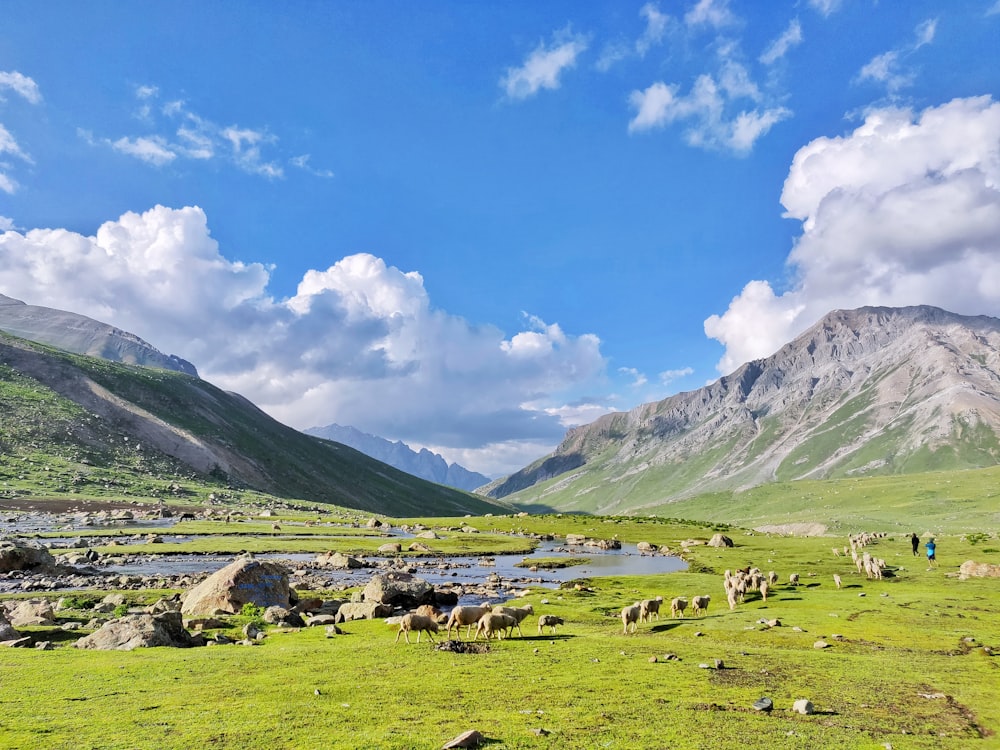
[754,522,828,537]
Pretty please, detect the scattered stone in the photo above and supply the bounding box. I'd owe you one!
[649,655,658,663]
[35,641,53,650]
[707,534,734,548]
[714,658,725,669]
[959,560,1000,579]
[663,653,680,661]
[441,729,486,749]
[74,611,198,651]
[792,699,814,715]
[752,697,774,712]
[858,593,866,597]
[529,728,551,737]
[768,619,781,628]
[699,663,711,669]
[316,552,364,569]
[694,631,704,637]
[324,625,344,637]
[377,542,403,554]
[814,640,830,649]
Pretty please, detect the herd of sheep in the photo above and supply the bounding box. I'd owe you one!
[394,531,893,643]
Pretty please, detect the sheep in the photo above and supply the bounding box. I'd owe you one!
[788,573,800,586]
[726,588,739,611]
[621,603,642,634]
[670,597,688,618]
[767,571,778,586]
[492,604,533,637]
[639,596,663,622]
[394,613,439,644]
[537,614,564,634]
[415,604,446,623]
[446,604,492,640]
[832,547,841,557]
[691,595,710,616]
[759,579,770,602]
[475,611,516,640]
[833,574,842,589]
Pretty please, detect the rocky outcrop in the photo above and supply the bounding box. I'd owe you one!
[0,539,59,574]
[74,611,198,650]
[180,556,293,616]
[959,560,1000,579]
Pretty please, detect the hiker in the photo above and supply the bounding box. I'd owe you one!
[925,537,937,568]
[910,533,920,556]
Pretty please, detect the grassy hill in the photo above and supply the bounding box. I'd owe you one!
[0,332,509,517]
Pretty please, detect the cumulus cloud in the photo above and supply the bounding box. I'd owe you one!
[636,3,670,56]
[501,28,589,100]
[705,96,1000,374]
[684,0,736,29]
[0,205,609,476]
[759,19,803,65]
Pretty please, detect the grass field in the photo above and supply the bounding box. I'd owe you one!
[2,513,999,749]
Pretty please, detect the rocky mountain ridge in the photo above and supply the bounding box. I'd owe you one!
[485,306,1000,514]
[305,423,490,491]
[0,293,197,376]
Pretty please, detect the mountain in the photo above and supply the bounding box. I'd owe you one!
[0,293,198,376]
[305,423,491,491]
[0,331,509,516]
[484,306,1000,514]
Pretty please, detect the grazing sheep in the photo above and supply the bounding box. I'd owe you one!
[833,574,842,589]
[639,596,663,622]
[537,614,564,634]
[446,604,492,640]
[788,573,800,586]
[670,597,688,618]
[832,547,841,557]
[394,613,439,644]
[271,522,282,532]
[475,611,516,640]
[767,571,778,586]
[759,580,770,602]
[415,604,446,623]
[691,595,710,616]
[621,603,642,634]
[492,604,533,637]
[726,588,739,611]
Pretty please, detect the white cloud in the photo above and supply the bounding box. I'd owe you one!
[0,123,34,194]
[808,0,842,17]
[111,135,176,166]
[988,1,1000,16]
[619,366,648,388]
[0,216,15,232]
[636,3,670,56]
[857,18,937,95]
[0,205,609,475]
[759,19,803,65]
[659,367,694,386]
[705,96,1000,374]
[684,0,736,29]
[501,29,589,100]
[291,154,334,178]
[0,71,41,104]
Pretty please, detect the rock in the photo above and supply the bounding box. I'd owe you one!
[442,729,485,748]
[636,541,657,552]
[565,534,587,545]
[324,625,345,637]
[377,542,402,554]
[959,560,1000,579]
[814,640,830,649]
[0,612,20,641]
[180,556,293,616]
[714,659,725,669]
[74,611,197,651]
[4,599,56,626]
[0,539,59,574]
[416,530,439,539]
[752,697,774,712]
[335,602,393,621]
[4,637,33,648]
[35,641,53,650]
[362,572,434,608]
[768,619,781,628]
[648,655,658,663]
[316,552,364,569]
[707,534,734,548]
[263,606,305,627]
[793,699,814,715]
[408,542,432,552]
[307,614,340,626]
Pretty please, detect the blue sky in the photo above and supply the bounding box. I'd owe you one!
[2,1,1000,477]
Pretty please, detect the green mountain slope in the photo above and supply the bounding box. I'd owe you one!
[0,332,508,516]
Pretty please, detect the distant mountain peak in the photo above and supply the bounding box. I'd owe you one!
[305,423,491,491]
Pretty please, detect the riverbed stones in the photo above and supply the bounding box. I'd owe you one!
[74,611,198,650]
[316,552,364,569]
[180,556,293,616]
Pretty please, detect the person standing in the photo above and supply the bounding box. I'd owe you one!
[925,537,937,569]
[910,533,920,556]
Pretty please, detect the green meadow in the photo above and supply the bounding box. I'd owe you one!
[2,509,999,749]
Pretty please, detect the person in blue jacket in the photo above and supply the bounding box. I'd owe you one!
[925,537,937,568]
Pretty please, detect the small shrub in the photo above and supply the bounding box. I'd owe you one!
[240,602,263,618]
[112,603,129,618]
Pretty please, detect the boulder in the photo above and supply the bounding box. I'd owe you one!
[959,560,1000,579]
[0,539,59,573]
[74,611,198,650]
[263,606,305,628]
[0,612,20,641]
[707,534,734,548]
[316,552,364,569]
[793,699,815,715]
[363,572,434,608]
[565,534,586,545]
[377,543,403,554]
[636,542,657,553]
[180,555,293,616]
[335,602,393,621]
[408,542,432,552]
[4,599,56,626]
[415,530,438,539]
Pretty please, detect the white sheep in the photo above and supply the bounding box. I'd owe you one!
[759,580,770,602]
[767,571,778,586]
[788,573,800,586]
[446,604,492,640]
[492,604,533,637]
[394,613,439,644]
[691,595,710,616]
[670,597,688,618]
[621,603,642,634]
[639,596,663,622]
[537,614,564,634]
[833,574,842,589]
[475,611,516,640]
